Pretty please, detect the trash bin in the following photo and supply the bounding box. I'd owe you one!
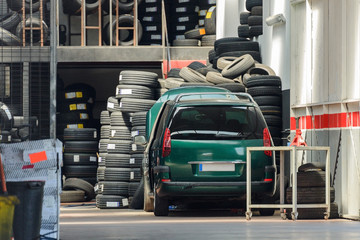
[7,181,45,240]
[0,195,19,240]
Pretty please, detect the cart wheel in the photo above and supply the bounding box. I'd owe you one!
[280,212,287,220]
[324,212,330,220]
[246,211,252,220]
[291,212,298,221]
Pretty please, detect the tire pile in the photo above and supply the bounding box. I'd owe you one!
[139,0,163,45]
[57,83,97,140]
[62,128,99,188]
[285,162,339,219]
[96,70,158,209]
[238,0,263,38]
[0,0,49,46]
[165,0,216,47]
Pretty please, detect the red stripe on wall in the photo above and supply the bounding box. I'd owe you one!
[290,111,360,130]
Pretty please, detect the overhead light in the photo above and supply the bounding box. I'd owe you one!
[265,14,286,26]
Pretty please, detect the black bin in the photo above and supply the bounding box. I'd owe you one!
[7,181,45,240]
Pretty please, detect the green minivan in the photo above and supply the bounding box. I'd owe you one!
[135,86,276,216]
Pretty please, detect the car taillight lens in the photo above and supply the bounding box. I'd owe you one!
[263,128,272,157]
[162,128,171,157]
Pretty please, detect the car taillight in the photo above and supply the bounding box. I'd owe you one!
[162,128,171,157]
[263,128,272,156]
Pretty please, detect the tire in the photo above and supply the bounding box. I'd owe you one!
[64,83,96,103]
[104,15,143,46]
[109,126,131,140]
[295,171,327,187]
[96,194,129,209]
[251,6,263,16]
[179,67,208,83]
[172,39,199,46]
[97,166,105,181]
[247,86,282,97]
[238,25,250,38]
[103,0,140,14]
[119,70,159,87]
[0,131,12,143]
[167,68,181,78]
[216,83,245,93]
[215,51,262,67]
[63,128,98,141]
[100,111,111,125]
[63,153,98,166]
[131,126,146,138]
[216,56,237,70]
[246,0,263,11]
[240,12,250,24]
[64,140,98,153]
[206,72,234,84]
[7,0,41,13]
[63,178,96,201]
[128,182,140,196]
[101,125,110,139]
[201,35,216,46]
[63,165,98,178]
[130,154,143,168]
[131,111,147,126]
[62,111,91,123]
[107,97,120,112]
[119,98,156,113]
[60,190,85,203]
[187,61,207,70]
[245,76,282,88]
[164,78,184,89]
[16,18,49,45]
[154,183,169,216]
[0,12,21,32]
[264,115,282,127]
[98,153,107,167]
[216,41,259,56]
[253,96,281,106]
[107,139,132,154]
[286,187,335,204]
[249,25,263,37]
[208,49,216,63]
[268,126,282,138]
[204,6,216,35]
[130,179,144,209]
[221,54,255,78]
[247,63,276,76]
[105,153,131,168]
[0,27,21,46]
[104,167,141,182]
[98,181,129,196]
[248,16,263,26]
[196,66,219,76]
[184,28,206,40]
[298,162,326,172]
[110,111,131,126]
[115,84,154,100]
[259,106,282,117]
[0,102,13,130]
[214,37,249,50]
[180,82,213,87]
[99,139,109,153]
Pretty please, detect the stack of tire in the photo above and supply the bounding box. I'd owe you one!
[139,0,163,45]
[238,0,263,38]
[95,70,157,209]
[198,0,216,28]
[57,83,97,140]
[166,0,199,46]
[1,1,49,46]
[285,162,339,219]
[62,128,99,193]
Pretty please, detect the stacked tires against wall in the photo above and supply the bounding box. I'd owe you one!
[139,0,163,45]
[285,163,339,219]
[238,0,263,38]
[96,71,157,209]
[1,0,49,46]
[170,0,216,47]
[61,128,98,203]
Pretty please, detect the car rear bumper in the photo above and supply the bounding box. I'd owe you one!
[156,180,275,198]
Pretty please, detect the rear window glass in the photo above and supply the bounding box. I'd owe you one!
[168,105,266,140]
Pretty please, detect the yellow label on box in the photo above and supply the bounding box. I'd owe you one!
[199,28,206,35]
[69,104,77,111]
[76,92,83,98]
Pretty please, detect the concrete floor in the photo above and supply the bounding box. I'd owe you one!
[60,204,360,240]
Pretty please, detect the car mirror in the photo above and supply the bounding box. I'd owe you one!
[134,135,147,146]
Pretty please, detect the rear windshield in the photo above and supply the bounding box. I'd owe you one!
[168,105,266,140]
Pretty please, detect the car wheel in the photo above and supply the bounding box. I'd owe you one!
[154,183,169,216]
[259,208,275,216]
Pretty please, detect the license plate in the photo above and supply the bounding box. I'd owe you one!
[199,163,235,172]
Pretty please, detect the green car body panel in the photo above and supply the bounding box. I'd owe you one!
[144,86,276,205]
